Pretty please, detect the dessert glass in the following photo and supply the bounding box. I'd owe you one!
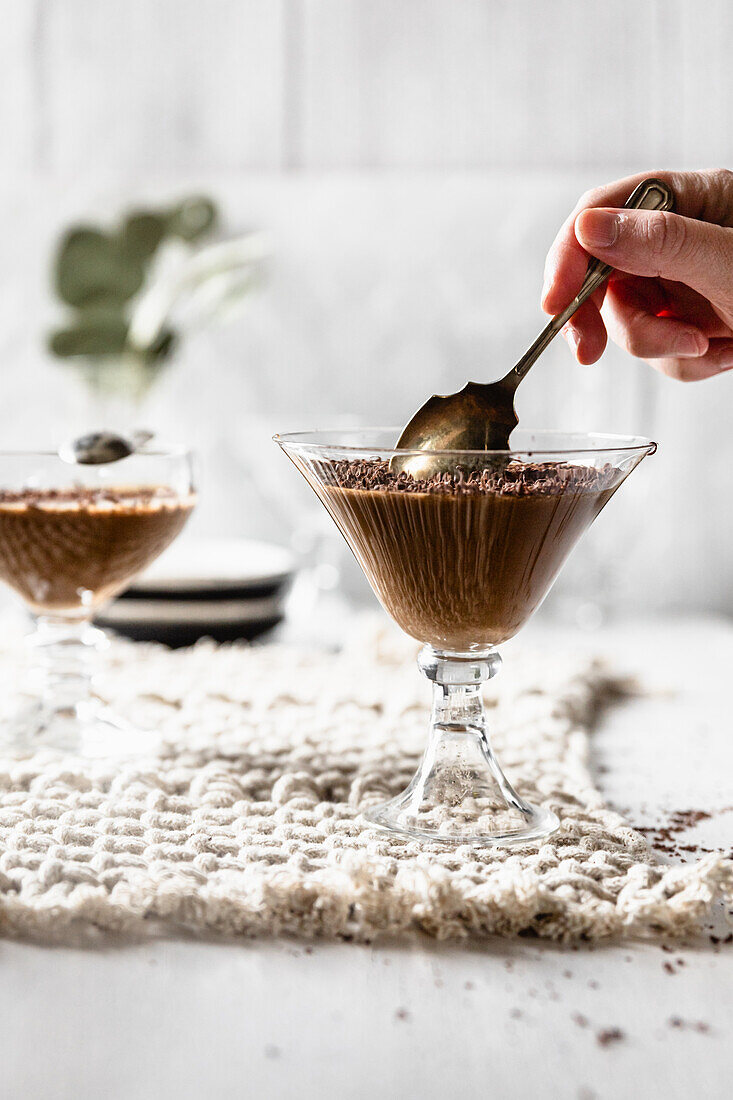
[276,428,655,847]
[0,448,195,755]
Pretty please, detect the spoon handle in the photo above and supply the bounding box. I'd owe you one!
[506,177,675,387]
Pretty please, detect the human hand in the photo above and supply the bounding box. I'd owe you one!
[542,169,733,380]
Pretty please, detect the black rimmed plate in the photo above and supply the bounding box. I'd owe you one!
[96,538,295,647]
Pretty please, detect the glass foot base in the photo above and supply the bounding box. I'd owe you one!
[362,644,561,849]
[365,798,559,848]
[0,698,163,759]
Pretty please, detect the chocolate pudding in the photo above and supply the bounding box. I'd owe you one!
[318,459,623,651]
[0,486,195,614]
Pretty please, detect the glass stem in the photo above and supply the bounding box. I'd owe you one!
[365,644,560,844]
[414,645,533,817]
[28,615,107,717]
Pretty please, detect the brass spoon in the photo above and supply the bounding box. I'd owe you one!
[392,177,674,477]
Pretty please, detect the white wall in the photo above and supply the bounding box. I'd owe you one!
[1,0,732,616]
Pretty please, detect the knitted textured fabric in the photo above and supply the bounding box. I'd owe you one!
[0,619,730,943]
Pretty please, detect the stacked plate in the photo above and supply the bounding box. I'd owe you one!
[96,537,295,647]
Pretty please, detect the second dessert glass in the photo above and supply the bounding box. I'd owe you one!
[276,428,655,847]
[0,448,195,756]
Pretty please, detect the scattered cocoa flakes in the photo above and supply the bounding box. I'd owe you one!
[573,1013,589,1028]
[663,962,676,975]
[668,1017,711,1034]
[671,810,711,828]
[597,1028,625,1047]
[395,1008,410,1021]
[634,809,714,856]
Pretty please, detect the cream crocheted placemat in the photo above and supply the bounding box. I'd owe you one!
[0,619,730,944]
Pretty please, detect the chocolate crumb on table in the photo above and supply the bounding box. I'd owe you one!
[668,1018,712,1034]
[596,1028,625,1047]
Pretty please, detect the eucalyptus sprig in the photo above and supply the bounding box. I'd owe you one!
[48,196,218,367]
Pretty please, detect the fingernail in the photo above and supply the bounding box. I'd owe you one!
[676,332,706,357]
[577,210,620,249]
[564,325,581,356]
[540,264,554,308]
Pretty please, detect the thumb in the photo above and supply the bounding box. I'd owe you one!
[575,207,733,301]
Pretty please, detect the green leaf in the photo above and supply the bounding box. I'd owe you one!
[166,196,217,241]
[55,227,145,308]
[142,327,177,362]
[120,211,166,261]
[48,309,129,358]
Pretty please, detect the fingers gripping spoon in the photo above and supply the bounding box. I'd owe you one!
[391,178,674,477]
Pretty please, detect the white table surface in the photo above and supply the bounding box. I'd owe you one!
[1,616,732,1100]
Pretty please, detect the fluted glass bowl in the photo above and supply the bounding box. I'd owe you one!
[276,428,655,847]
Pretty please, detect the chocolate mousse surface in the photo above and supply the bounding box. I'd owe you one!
[0,485,195,614]
[318,458,624,650]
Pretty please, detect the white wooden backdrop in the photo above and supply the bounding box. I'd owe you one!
[1,0,732,615]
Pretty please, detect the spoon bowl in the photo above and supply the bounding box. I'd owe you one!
[59,430,154,466]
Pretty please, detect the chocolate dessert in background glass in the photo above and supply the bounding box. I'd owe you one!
[276,428,655,848]
[0,448,195,754]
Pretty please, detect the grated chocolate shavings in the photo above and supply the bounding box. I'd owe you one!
[320,458,620,497]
